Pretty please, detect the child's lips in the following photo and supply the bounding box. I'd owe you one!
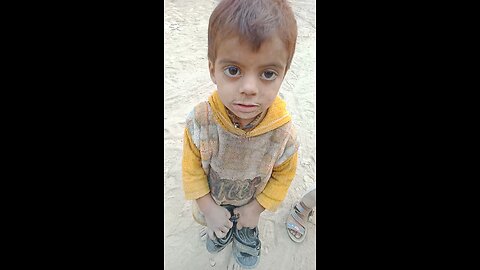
[233,103,259,113]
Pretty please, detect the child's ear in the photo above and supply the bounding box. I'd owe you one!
[208,60,217,84]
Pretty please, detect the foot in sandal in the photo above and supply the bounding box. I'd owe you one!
[286,201,314,243]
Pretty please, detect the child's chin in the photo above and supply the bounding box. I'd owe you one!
[236,111,260,120]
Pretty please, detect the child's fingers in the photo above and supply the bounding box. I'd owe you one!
[226,220,233,228]
[207,228,215,240]
[220,226,230,234]
[236,222,243,230]
[224,208,232,218]
[215,230,226,238]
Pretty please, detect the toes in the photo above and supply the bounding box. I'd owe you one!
[289,228,298,238]
[289,228,302,239]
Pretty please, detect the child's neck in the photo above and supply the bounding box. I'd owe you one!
[237,118,251,129]
[226,108,267,131]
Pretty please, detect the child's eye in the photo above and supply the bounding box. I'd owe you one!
[260,70,278,81]
[223,66,241,77]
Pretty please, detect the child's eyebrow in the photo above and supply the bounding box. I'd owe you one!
[218,59,240,65]
[259,62,285,70]
[218,59,285,69]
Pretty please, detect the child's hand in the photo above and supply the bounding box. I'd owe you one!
[233,199,265,229]
[204,204,234,239]
[197,193,234,239]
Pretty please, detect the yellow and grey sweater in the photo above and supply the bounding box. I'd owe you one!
[182,91,299,224]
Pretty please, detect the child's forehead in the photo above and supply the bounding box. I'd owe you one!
[215,35,289,64]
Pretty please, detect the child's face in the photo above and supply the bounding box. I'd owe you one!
[209,35,289,123]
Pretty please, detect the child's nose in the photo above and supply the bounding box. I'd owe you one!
[240,75,258,96]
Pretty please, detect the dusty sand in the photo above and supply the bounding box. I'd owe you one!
[164,0,316,269]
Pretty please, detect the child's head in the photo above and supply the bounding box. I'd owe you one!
[208,0,297,72]
[207,0,298,124]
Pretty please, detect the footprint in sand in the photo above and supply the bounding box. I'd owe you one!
[261,219,276,254]
[226,253,245,270]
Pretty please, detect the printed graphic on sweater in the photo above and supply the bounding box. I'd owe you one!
[209,168,262,202]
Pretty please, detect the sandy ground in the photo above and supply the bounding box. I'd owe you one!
[164,0,316,269]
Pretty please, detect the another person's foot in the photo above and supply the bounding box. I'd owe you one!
[286,201,314,243]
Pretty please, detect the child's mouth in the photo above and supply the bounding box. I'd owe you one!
[233,103,259,113]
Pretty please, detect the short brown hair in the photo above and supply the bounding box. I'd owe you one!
[208,0,297,71]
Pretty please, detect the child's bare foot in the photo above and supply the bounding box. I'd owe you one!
[286,201,314,243]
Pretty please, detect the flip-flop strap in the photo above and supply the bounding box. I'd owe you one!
[294,201,314,219]
[291,209,308,228]
[287,222,305,235]
[295,201,313,217]
[295,201,306,212]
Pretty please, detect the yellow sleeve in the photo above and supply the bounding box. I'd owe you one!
[182,128,210,200]
[256,151,298,211]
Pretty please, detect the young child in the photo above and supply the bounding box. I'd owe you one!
[182,0,298,268]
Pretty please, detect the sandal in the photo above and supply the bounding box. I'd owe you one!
[286,201,314,243]
[206,227,234,253]
[232,226,261,269]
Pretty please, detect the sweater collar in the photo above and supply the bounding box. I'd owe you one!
[208,90,291,137]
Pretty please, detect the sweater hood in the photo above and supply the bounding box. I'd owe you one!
[208,90,292,137]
